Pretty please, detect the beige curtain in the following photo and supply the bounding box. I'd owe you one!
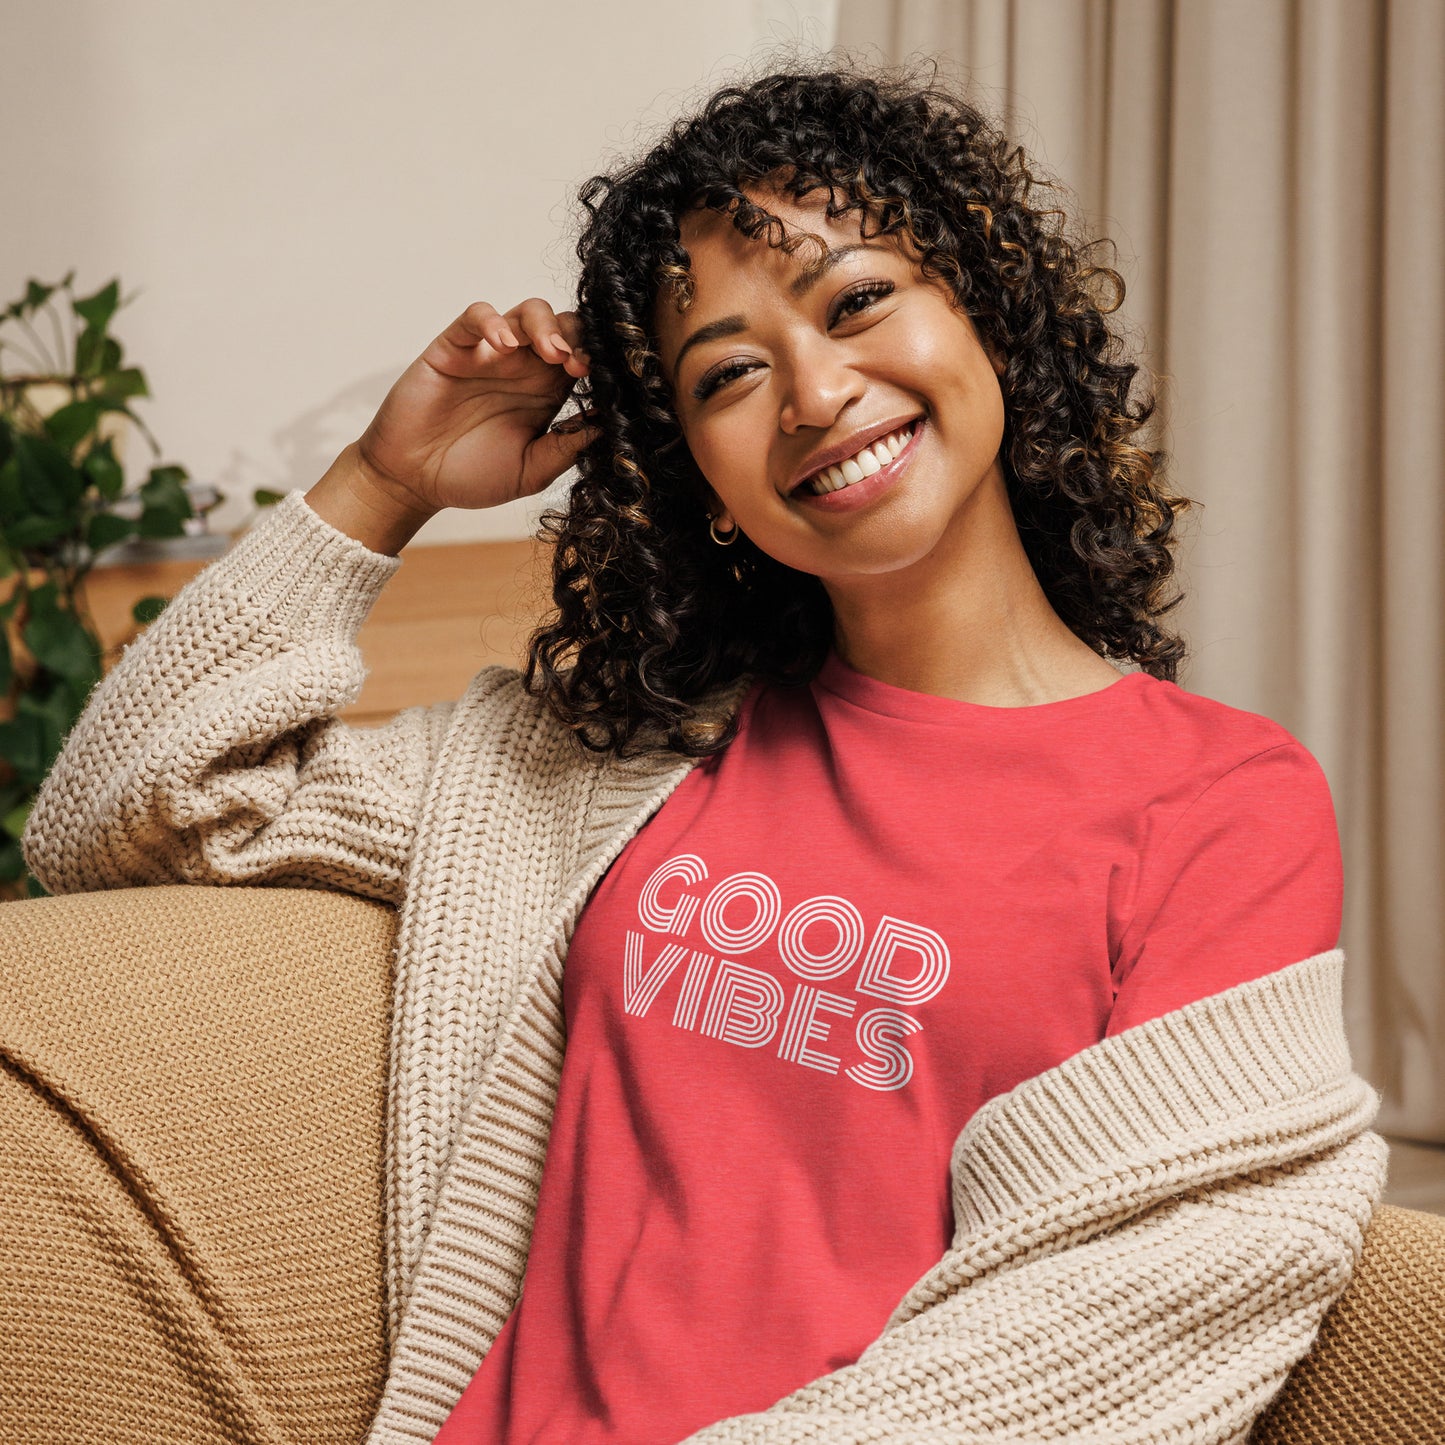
[834,0,1444,1143]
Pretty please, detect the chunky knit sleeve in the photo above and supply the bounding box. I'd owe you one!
[20,488,454,907]
[676,949,1388,1445]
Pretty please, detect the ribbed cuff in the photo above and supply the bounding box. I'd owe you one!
[214,487,404,640]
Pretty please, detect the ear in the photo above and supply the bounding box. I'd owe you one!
[704,485,732,528]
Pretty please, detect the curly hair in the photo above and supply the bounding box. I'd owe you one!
[522,53,1196,760]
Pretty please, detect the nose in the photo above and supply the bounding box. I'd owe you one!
[777,334,866,435]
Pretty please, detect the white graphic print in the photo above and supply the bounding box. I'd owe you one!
[776,985,855,1074]
[848,1009,924,1091]
[700,961,786,1046]
[623,853,951,1092]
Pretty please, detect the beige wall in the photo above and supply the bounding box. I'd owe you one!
[0,0,838,544]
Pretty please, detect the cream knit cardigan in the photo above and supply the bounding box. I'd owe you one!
[23,489,1389,1445]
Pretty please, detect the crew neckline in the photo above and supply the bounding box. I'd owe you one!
[813,648,1148,722]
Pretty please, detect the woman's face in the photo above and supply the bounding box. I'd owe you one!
[651,184,1009,584]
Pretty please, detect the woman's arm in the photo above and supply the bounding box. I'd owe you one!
[21,291,597,903]
[20,472,451,906]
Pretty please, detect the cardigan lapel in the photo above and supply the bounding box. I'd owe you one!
[371,669,755,1441]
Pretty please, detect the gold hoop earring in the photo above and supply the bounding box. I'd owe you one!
[709,515,739,546]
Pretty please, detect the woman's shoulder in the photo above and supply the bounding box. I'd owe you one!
[1135,669,1309,747]
[1129,669,1331,804]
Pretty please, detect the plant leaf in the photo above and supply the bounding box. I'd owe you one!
[22,599,101,683]
[137,464,193,536]
[132,594,169,625]
[73,279,120,332]
[5,513,73,547]
[86,510,135,552]
[26,578,57,611]
[0,455,22,522]
[0,713,47,784]
[44,399,101,452]
[23,280,56,314]
[99,366,148,401]
[82,437,125,499]
[13,434,84,515]
[1,795,32,843]
[8,688,78,786]
[76,324,105,377]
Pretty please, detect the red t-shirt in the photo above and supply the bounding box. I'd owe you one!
[432,652,1342,1444]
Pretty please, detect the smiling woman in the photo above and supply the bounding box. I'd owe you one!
[12,47,1378,1445]
[520,58,1198,757]
[648,182,1054,696]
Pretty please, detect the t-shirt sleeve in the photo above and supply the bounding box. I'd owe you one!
[1105,739,1344,1037]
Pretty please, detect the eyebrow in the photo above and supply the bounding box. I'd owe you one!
[668,241,892,385]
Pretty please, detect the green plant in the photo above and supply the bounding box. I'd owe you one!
[0,273,204,899]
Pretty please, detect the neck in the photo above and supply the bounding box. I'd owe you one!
[823,467,1117,707]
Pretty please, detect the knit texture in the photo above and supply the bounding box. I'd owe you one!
[0,883,395,1444]
[1251,1203,1445,1444]
[21,488,1391,1444]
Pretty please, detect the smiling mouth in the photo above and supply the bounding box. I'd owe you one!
[790,419,922,497]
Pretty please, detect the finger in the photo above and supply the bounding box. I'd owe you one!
[553,310,592,374]
[437,301,521,361]
[550,404,602,435]
[505,298,581,369]
[524,418,602,494]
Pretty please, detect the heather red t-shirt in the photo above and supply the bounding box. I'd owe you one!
[432,652,1343,1444]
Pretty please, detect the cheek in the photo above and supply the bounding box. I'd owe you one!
[687,417,761,494]
[913,328,1006,431]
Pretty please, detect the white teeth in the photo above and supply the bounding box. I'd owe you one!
[802,422,915,495]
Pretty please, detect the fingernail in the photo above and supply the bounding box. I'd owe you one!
[499,327,519,347]
[551,333,572,354]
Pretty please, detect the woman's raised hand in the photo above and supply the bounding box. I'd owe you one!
[353,299,598,514]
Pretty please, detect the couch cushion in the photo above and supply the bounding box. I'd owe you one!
[0,884,395,1445]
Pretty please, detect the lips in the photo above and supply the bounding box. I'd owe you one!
[789,415,926,512]
[786,414,925,496]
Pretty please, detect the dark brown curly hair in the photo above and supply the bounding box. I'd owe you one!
[522,54,1196,760]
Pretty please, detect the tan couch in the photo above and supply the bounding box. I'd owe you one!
[1,883,1441,1444]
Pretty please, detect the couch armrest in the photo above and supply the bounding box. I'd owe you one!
[0,884,395,1444]
[1250,1201,1445,1442]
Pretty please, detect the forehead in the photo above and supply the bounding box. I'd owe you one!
[673,189,867,296]
[677,185,870,265]
[653,186,904,355]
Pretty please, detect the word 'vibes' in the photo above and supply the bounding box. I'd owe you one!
[621,853,951,1092]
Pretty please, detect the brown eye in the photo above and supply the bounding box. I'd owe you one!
[693,358,756,401]
[829,280,895,325]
